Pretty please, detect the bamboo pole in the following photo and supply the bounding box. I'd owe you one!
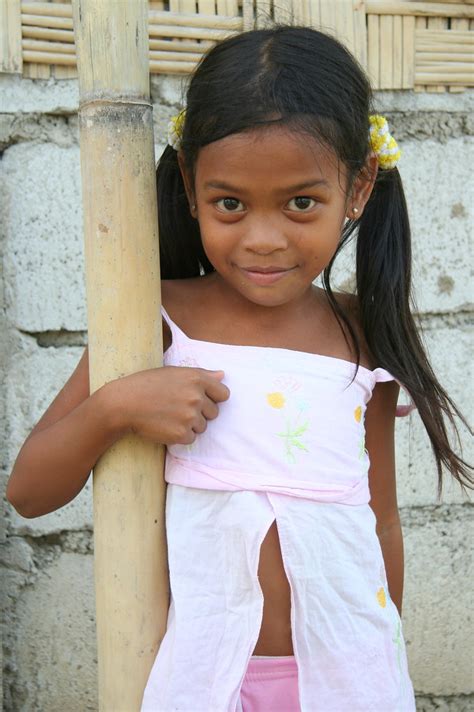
[1,0,22,74]
[21,32,213,53]
[22,2,244,29]
[23,41,204,63]
[366,2,474,18]
[22,38,76,54]
[149,38,212,52]
[415,71,473,83]
[427,15,447,92]
[22,10,240,42]
[147,23,239,41]
[367,12,380,87]
[22,26,75,42]
[71,1,168,710]
[416,29,474,45]
[401,15,415,89]
[450,17,470,92]
[379,14,394,88]
[51,0,77,78]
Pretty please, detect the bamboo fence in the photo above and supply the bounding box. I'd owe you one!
[1,0,473,91]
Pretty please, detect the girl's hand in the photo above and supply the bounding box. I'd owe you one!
[107,366,230,446]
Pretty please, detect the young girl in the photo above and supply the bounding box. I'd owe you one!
[7,25,471,712]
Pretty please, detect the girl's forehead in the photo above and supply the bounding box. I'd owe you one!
[201,124,331,155]
[195,126,343,185]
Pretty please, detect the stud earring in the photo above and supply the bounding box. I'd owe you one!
[352,207,359,216]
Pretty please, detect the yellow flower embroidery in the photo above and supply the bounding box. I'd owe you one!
[267,392,285,409]
[377,587,387,608]
[354,405,362,423]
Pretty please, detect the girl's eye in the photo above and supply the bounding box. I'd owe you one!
[287,197,317,211]
[216,198,244,212]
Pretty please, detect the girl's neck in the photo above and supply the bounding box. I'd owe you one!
[203,271,322,333]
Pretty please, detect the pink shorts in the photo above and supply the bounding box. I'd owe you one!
[239,655,300,712]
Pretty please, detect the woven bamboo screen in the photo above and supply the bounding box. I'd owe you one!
[1,1,473,92]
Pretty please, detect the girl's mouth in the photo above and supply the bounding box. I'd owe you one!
[239,266,295,285]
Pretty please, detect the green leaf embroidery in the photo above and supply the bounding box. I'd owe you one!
[275,419,309,461]
[292,422,308,436]
[291,439,308,451]
[268,390,310,463]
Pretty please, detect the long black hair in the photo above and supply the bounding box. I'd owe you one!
[156,25,472,496]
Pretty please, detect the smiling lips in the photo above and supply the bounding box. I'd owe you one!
[239,265,295,285]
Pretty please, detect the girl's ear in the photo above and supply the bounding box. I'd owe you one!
[177,150,197,218]
[347,153,379,220]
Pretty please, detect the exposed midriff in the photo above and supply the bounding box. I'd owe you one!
[252,520,294,656]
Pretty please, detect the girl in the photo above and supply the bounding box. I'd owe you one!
[7,25,471,712]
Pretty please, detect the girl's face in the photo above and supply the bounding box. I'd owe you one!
[179,126,375,309]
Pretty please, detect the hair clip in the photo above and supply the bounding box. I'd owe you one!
[369,115,401,169]
[167,109,186,151]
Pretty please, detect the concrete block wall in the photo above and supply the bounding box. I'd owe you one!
[1,72,473,711]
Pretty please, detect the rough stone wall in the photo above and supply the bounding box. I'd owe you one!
[1,73,472,711]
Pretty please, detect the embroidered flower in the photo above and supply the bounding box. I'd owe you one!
[267,392,286,409]
[273,376,301,393]
[392,620,404,675]
[266,382,310,463]
[179,356,200,368]
[357,430,366,460]
[376,587,387,608]
[296,399,310,412]
[355,405,367,460]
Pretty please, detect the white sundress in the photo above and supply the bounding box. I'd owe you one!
[141,307,417,712]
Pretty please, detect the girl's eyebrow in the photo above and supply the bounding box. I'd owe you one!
[203,179,330,192]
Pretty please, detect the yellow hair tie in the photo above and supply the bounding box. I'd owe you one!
[369,114,401,169]
[167,109,186,150]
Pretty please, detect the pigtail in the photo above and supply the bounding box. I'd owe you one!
[356,167,473,496]
[156,145,214,279]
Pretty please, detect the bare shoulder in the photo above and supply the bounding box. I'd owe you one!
[161,276,213,346]
[332,290,362,331]
[161,277,203,311]
[327,290,375,369]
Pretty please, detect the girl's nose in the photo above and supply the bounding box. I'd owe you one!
[241,216,288,254]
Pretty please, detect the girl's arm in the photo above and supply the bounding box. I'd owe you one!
[5,347,127,518]
[365,379,405,616]
[6,343,230,519]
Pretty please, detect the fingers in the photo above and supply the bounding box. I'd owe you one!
[192,374,227,438]
[201,370,230,403]
[192,414,208,435]
[201,397,219,421]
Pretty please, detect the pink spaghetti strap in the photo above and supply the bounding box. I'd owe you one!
[160,305,173,328]
[161,305,182,341]
[161,305,183,351]
[161,306,191,340]
[373,367,416,417]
